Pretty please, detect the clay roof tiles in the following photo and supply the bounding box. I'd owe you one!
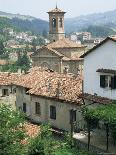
[47,38,85,49]
[14,67,82,104]
[80,93,112,104]
[0,72,20,86]
[47,7,66,13]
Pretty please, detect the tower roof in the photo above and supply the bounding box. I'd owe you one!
[47,7,66,14]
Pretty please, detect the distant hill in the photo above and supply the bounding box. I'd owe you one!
[0,9,116,37]
[0,11,49,34]
[65,9,116,35]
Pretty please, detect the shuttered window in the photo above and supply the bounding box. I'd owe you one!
[70,109,76,123]
[111,76,116,89]
[50,106,56,120]
[100,75,106,88]
[23,103,26,113]
[35,102,41,115]
[100,75,116,89]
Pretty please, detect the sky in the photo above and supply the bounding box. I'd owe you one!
[0,0,116,20]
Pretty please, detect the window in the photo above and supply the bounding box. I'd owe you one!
[2,89,9,96]
[23,103,26,113]
[59,18,62,28]
[50,106,56,120]
[52,18,56,28]
[35,102,41,115]
[70,109,76,123]
[100,75,116,89]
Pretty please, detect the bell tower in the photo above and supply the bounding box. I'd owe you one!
[47,6,66,42]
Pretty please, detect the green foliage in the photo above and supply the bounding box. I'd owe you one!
[81,25,116,37]
[28,124,59,155]
[0,40,5,56]
[16,52,31,71]
[0,103,27,155]
[82,104,116,125]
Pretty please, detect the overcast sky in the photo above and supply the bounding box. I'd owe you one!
[0,0,116,20]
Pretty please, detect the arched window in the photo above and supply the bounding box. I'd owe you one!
[59,18,62,28]
[52,18,56,28]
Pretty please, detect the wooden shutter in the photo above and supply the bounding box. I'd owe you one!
[111,76,116,89]
[70,110,76,123]
[23,103,26,113]
[100,75,106,88]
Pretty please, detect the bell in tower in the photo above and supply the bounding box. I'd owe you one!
[47,6,66,42]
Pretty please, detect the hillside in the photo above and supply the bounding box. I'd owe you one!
[0,11,49,35]
[65,9,116,34]
[0,9,116,36]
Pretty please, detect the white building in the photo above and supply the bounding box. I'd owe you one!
[81,37,116,100]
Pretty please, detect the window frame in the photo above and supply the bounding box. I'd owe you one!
[22,103,26,113]
[70,109,76,123]
[100,74,116,89]
[2,89,9,96]
[50,105,56,120]
[35,102,41,116]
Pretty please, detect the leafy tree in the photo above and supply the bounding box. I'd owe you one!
[28,124,59,155]
[16,51,31,71]
[0,103,27,155]
[0,40,5,56]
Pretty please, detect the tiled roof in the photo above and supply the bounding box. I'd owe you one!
[80,93,112,104]
[47,7,66,13]
[34,46,64,57]
[96,68,116,74]
[0,72,20,86]
[14,67,82,104]
[47,38,85,49]
[31,45,83,61]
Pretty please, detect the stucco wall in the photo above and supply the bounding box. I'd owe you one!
[16,87,84,131]
[83,40,116,99]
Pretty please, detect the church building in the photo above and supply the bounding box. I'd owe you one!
[31,6,86,74]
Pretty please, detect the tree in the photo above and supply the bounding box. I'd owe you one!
[0,40,5,56]
[28,124,58,155]
[16,51,31,71]
[0,103,27,155]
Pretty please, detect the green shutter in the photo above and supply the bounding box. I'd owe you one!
[100,75,106,88]
[111,76,116,89]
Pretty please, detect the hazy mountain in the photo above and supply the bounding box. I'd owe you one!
[0,11,36,20]
[65,9,116,33]
[0,9,116,36]
[0,11,49,34]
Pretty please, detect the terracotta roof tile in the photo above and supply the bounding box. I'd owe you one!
[47,7,66,13]
[14,67,82,104]
[80,93,112,104]
[47,38,85,49]
[35,46,64,57]
[0,72,20,86]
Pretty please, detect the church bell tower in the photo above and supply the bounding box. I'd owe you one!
[47,6,66,42]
